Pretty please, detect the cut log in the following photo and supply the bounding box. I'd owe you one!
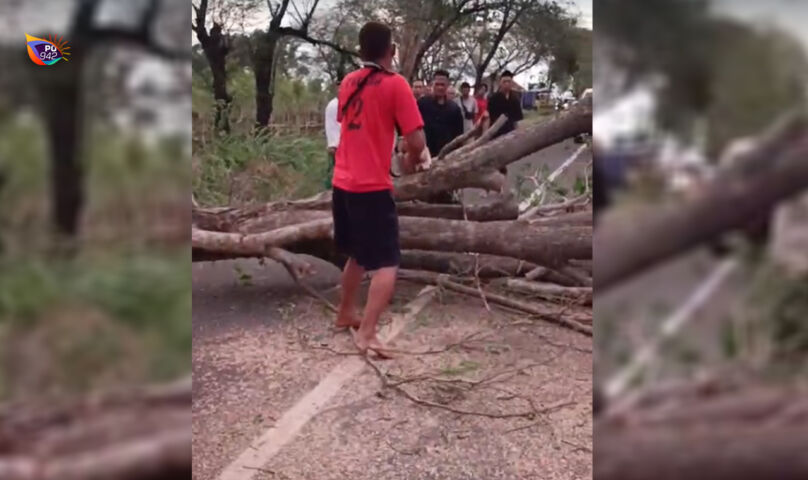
[192,216,591,269]
[396,194,518,221]
[595,385,808,480]
[393,100,591,201]
[496,278,592,305]
[453,115,508,158]
[595,137,808,290]
[398,270,592,335]
[527,210,592,226]
[0,379,190,480]
[437,120,482,159]
[400,250,536,277]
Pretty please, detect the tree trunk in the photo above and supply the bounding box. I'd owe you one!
[36,43,86,237]
[394,100,591,201]
[595,139,808,290]
[192,216,591,268]
[0,378,191,480]
[396,194,518,221]
[203,27,231,134]
[253,32,278,129]
[595,386,808,480]
[400,250,537,277]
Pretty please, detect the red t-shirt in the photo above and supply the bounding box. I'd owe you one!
[333,68,424,192]
[475,97,488,122]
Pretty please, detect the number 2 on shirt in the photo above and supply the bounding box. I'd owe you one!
[347,97,363,131]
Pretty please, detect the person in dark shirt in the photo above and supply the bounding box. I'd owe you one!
[487,70,523,174]
[417,69,464,157]
[417,70,464,203]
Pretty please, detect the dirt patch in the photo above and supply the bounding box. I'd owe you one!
[192,278,592,480]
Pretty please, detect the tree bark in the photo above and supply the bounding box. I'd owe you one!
[595,139,808,291]
[193,0,232,133]
[394,100,591,201]
[400,250,536,277]
[253,31,279,129]
[0,378,190,480]
[192,216,591,268]
[595,386,808,480]
[497,278,592,305]
[396,194,518,221]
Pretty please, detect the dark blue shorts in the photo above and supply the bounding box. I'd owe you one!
[332,187,400,270]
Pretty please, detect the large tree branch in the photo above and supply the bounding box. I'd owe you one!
[276,27,359,57]
[595,114,808,291]
[596,384,808,480]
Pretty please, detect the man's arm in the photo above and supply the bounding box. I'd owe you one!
[395,76,427,170]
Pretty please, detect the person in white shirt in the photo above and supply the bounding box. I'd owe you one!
[324,83,341,188]
[455,81,479,133]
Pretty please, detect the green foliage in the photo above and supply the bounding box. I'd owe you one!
[193,131,328,206]
[0,113,191,399]
[747,265,808,368]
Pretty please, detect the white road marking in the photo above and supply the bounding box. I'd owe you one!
[603,258,738,400]
[519,143,590,215]
[215,286,437,480]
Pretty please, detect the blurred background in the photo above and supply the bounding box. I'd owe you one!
[0,1,190,477]
[0,0,190,400]
[594,1,808,478]
[0,0,191,480]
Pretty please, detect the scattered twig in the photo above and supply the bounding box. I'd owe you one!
[268,247,338,313]
[561,439,592,453]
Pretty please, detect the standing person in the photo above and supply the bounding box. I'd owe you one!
[417,70,463,158]
[333,21,428,357]
[323,80,340,189]
[487,70,523,173]
[447,84,457,102]
[417,70,462,203]
[455,81,478,133]
[412,79,426,99]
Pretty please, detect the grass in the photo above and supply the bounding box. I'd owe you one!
[0,251,191,398]
[0,112,191,401]
[193,131,329,206]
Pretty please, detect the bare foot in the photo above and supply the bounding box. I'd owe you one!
[352,330,395,359]
[334,314,361,330]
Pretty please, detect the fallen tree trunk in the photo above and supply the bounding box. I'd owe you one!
[496,278,592,305]
[0,378,190,480]
[595,385,808,480]
[595,117,808,290]
[437,119,483,159]
[400,250,536,277]
[395,100,591,201]
[192,216,591,269]
[395,193,518,221]
[527,210,592,226]
[398,270,592,335]
[453,115,508,158]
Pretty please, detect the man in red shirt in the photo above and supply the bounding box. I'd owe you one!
[333,21,427,357]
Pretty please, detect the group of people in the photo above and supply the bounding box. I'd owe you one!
[321,21,525,356]
[326,66,525,188]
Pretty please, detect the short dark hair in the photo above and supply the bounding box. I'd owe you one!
[460,82,470,88]
[433,69,450,80]
[501,70,514,78]
[359,22,392,61]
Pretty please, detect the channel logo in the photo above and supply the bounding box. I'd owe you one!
[26,34,71,65]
